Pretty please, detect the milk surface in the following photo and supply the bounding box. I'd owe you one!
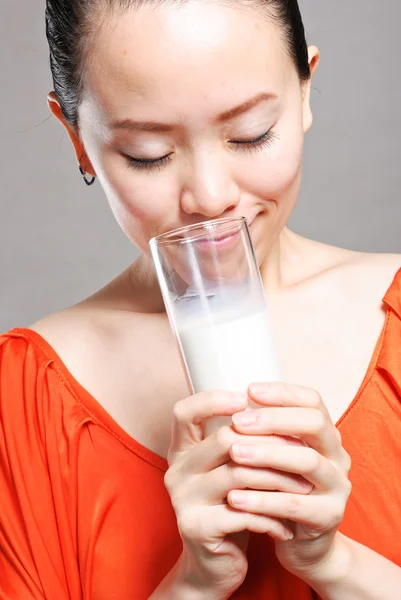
[177,307,281,435]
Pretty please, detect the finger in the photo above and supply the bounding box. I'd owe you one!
[248,382,330,419]
[227,490,345,532]
[230,443,343,490]
[169,390,247,455]
[181,426,305,475]
[232,407,339,459]
[207,462,313,501]
[179,504,294,546]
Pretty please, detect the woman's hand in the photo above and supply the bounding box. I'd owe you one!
[227,382,352,582]
[163,389,311,600]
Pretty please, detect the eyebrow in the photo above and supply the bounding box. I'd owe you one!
[110,92,278,133]
[217,92,278,122]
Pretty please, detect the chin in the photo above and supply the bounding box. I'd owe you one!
[250,212,279,263]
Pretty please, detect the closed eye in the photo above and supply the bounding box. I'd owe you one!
[124,129,278,172]
[124,152,173,172]
[229,129,278,151]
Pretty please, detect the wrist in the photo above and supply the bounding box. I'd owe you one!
[175,555,228,600]
[302,532,354,590]
[148,556,203,600]
[149,553,225,600]
[149,581,208,600]
[168,577,212,600]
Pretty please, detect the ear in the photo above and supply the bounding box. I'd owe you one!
[302,45,320,134]
[47,91,96,177]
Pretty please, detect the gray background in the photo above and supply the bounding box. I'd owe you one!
[1,1,400,332]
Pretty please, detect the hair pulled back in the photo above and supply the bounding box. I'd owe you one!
[46,0,310,127]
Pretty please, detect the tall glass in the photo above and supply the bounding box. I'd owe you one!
[150,217,281,436]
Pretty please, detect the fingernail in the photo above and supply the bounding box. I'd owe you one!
[232,443,256,458]
[230,491,247,506]
[284,530,294,541]
[249,383,269,397]
[232,410,258,427]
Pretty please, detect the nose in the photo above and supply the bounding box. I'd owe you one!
[180,153,240,218]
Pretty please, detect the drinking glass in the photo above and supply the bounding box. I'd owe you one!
[150,216,281,435]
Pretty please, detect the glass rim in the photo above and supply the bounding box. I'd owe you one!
[149,216,247,248]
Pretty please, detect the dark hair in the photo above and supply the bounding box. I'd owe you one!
[46,0,310,128]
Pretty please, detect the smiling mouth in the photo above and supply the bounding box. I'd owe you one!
[194,229,241,248]
[193,216,257,250]
[153,215,258,249]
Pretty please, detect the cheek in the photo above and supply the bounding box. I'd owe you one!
[98,158,179,249]
[244,135,304,203]
[80,131,179,252]
[239,100,305,205]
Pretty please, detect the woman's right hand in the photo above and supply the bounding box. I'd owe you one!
[164,390,308,600]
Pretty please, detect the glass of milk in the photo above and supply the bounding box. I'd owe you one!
[149,217,281,436]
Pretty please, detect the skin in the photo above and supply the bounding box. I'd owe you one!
[35,0,401,592]
[53,1,314,266]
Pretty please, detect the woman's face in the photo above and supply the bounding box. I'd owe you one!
[58,1,317,266]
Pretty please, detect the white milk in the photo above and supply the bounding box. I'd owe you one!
[177,307,281,436]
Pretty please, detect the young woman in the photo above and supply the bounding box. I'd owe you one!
[1,1,400,598]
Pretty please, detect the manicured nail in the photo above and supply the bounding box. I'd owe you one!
[232,410,258,427]
[249,383,269,398]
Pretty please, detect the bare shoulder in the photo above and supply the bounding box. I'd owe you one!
[28,264,179,406]
[30,258,166,374]
[309,248,401,321]
[30,305,162,388]
[28,266,188,450]
[342,250,401,296]
[283,233,401,300]
[356,251,401,271]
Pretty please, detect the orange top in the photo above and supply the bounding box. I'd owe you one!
[1,269,401,600]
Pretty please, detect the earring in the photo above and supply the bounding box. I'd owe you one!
[78,163,96,186]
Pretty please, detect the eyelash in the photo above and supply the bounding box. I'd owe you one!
[230,129,278,153]
[125,153,172,173]
[125,129,278,172]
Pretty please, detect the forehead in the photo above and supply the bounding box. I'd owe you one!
[81,1,294,124]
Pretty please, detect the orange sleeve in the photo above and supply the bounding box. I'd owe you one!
[0,334,82,600]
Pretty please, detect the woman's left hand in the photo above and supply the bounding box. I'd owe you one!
[227,382,352,581]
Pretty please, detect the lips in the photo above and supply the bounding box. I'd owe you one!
[193,216,256,251]
[195,229,241,249]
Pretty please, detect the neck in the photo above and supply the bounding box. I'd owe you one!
[259,227,307,291]
[260,227,352,295]
[129,228,334,312]
[128,254,166,313]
